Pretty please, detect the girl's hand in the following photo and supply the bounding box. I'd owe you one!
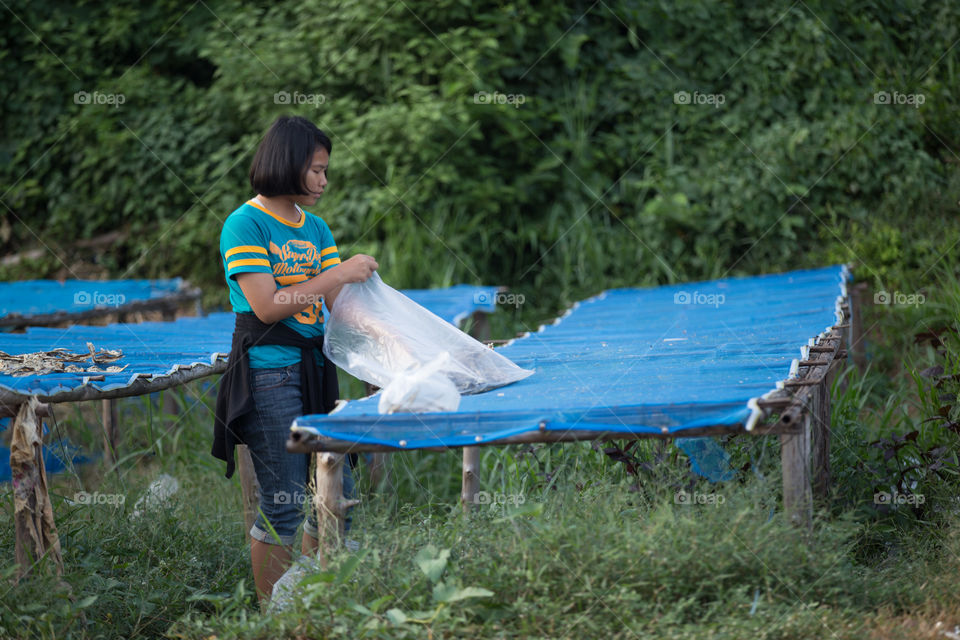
[338,254,379,284]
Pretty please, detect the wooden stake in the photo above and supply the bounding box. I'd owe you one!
[236,444,261,543]
[162,390,179,429]
[781,412,812,529]
[368,452,389,492]
[849,282,867,373]
[10,398,63,578]
[462,447,480,513]
[810,361,839,499]
[469,311,491,341]
[101,399,117,468]
[313,452,359,565]
[359,382,390,493]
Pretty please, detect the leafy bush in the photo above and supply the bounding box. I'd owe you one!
[2,0,958,318]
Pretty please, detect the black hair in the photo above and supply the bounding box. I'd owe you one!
[249,116,332,197]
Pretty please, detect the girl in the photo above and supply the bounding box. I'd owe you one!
[213,115,377,603]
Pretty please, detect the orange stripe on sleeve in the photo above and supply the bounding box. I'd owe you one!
[224,245,268,259]
[227,258,271,270]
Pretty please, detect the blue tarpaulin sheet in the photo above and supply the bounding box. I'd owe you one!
[0,314,234,400]
[0,416,88,481]
[292,266,851,449]
[0,278,189,320]
[0,284,502,402]
[401,285,498,326]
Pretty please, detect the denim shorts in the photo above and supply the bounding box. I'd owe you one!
[239,362,354,546]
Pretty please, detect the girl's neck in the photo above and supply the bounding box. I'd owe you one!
[255,195,301,223]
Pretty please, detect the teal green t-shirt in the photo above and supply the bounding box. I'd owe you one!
[219,199,341,369]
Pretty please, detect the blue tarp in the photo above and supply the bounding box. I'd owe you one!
[0,284,502,402]
[292,266,850,449]
[400,285,499,326]
[0,278,189,320]
[0,417,88,482]
[0,314,234,400]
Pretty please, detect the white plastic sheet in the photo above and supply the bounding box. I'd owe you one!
[378,352,461,414]
[323,274,533,411]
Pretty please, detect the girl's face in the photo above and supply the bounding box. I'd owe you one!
[294,147,329,206]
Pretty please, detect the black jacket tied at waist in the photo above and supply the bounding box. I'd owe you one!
[212,312,340,478]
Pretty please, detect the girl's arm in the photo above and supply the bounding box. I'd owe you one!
[237,254,377,324]
[324,283,344,310]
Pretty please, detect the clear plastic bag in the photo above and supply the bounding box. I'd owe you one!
[270,556,315,611]
[323,274,533,399]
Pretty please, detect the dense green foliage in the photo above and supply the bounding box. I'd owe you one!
[2,0,960,638]
[2,0,958,310]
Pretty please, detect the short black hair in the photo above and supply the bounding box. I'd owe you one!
[249,116,332,197]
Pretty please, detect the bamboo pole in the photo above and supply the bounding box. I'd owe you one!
[0,361,227,405]
[0,403,51,419]
[236,445,261,543]
[461,447,480,513]
[288,420,799,454]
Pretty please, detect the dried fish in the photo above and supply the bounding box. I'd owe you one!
[0,345,125,377]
